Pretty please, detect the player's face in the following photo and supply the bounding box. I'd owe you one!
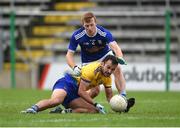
[83,18,97,36]
[101,60,117,77]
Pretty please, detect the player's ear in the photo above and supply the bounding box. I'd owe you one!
[94,17,97,23]
[81,19,84,26]
[100,61,105,66]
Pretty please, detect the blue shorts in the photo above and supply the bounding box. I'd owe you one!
[52,73,79,108]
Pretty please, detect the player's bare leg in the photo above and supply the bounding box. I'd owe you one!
[21,89,66,113]
[67,97,98,113]
[53,97,98,114]
[35,89,66,111]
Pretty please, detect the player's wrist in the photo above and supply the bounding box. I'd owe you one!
[93,102,98,106]
[118,57,124,60]
[117,57,127,65]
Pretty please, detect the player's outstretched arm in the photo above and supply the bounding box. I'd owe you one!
[78,79,106,114]
[109,41,123,57]
[109,41,127,65]
[66,50,76,69]
[104,87,113,102]
[66,50,81,76]
[78,79,94,105]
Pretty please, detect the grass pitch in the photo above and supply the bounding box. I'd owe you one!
[0,89,180,127]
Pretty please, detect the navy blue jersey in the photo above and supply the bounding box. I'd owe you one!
[68,25,114,63]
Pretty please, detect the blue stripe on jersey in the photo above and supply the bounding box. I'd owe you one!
[68,25,115,63]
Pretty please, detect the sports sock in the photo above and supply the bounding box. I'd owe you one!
[120,90,126,97]
[61,108,72,113]
[31,105,39,112]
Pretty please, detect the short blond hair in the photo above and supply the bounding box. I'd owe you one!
[81,12,97,24]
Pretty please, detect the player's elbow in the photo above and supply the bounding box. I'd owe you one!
[65,53,70,60]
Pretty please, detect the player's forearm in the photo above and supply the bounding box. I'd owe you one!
[105,88,113,102]
[66,51,76,69]
[113,47,123,57]
[78,90,94,105]
[109,41,123,57]
[106,94,113,103]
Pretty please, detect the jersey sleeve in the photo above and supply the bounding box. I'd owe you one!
[105,30,115,44]
[68,34,78,52]
[80,65,94,82]
[103,77,112,88]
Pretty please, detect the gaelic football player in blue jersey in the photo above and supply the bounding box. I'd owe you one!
[64,12,135,112]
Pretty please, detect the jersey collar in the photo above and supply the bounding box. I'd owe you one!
[85,27,97,37]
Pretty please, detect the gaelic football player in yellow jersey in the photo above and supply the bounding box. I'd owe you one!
[21,55,118,114]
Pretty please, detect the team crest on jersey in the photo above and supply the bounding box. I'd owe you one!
[90,39,96,45]
[98,40,102,44]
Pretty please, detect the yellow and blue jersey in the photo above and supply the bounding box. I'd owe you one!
[52,61,112,108]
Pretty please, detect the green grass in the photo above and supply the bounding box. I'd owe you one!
[0,89,180,127]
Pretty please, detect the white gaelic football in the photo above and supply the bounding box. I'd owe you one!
[110,94,127,112]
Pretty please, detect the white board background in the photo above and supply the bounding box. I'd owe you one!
[42,63,180,91]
